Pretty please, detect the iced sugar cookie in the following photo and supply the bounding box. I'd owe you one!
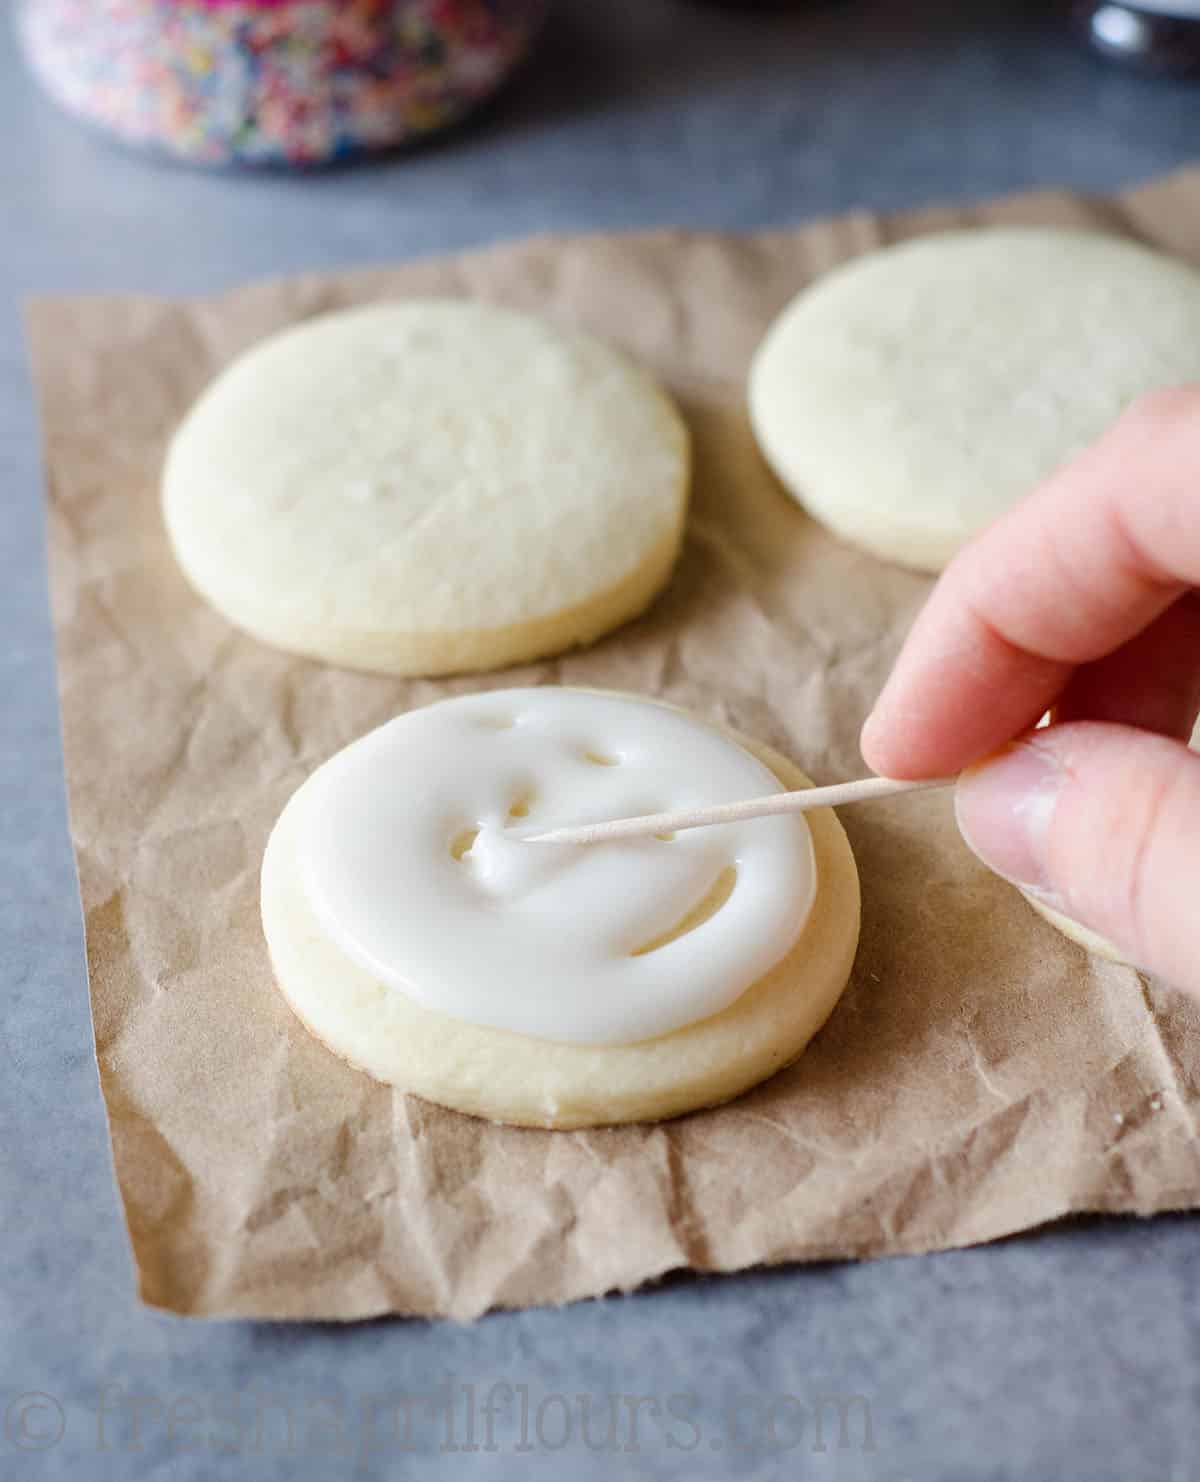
[164,301,689,675]
[749,228,1200,572]
[261,689,861,1128]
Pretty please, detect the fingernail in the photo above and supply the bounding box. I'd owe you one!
[955,742,1064,890]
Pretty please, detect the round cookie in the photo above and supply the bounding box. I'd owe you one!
[163,301,689,675]
[749,228,1200,573]
[261,690,861,1129]
[1023,894,1127,963]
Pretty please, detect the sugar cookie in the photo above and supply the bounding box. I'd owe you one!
[261,689,861,1128]
[1023,895,1126,962]
[749,228,1200,572]
[164,301,689,675]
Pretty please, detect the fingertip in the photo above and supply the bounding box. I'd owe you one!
[859,704,913,779]
[858,707,886,772]
[959,723,1200,990]
[860,698,951,781]
[953,741,1061,890]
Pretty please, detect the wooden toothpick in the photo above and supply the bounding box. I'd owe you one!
[518,775,956,846]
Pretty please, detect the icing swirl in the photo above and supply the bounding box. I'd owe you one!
[296,689,816,1046]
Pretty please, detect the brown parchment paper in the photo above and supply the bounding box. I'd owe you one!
[27,167,1200,1322]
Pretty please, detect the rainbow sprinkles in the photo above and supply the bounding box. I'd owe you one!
[17,0,548,166]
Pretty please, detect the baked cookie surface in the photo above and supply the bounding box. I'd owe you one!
[749,228,1200,572]
[164,301,689,674]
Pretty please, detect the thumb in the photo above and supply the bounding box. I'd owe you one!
[954,722,1200,992]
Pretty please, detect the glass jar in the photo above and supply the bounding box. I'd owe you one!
[17,0,550,167]
[1074,1,1200,73]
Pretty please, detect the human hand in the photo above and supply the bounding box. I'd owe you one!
[860,388,1200,991]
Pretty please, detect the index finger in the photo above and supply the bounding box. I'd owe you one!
[860,387,1200,780]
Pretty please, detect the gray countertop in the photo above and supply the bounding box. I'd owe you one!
[3,2,1199,1478]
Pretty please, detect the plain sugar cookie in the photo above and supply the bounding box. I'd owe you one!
[163,301,689,675]
[749,228,1200,572]
[1023,895,1127,962]
[260,689,861,1128]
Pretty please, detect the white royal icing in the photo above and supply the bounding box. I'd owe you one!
[296,689,816,1046]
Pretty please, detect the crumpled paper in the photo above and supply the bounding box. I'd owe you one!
[26,166,1200,1322]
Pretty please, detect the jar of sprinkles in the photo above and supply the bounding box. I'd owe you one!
[17,0,550,167]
